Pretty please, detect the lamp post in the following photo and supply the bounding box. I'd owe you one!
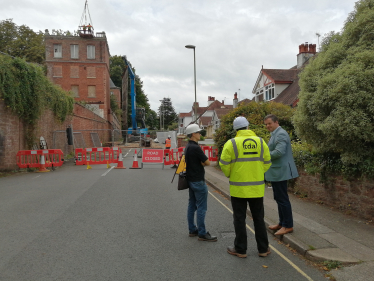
[185,45,197,123]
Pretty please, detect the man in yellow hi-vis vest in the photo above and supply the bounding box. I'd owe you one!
[219,116,272,258]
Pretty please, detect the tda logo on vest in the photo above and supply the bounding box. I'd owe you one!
[242,138,258,155]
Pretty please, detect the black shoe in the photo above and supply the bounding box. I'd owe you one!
[189,230,198,237]
[227,246,247,258]
[198,232,217,242]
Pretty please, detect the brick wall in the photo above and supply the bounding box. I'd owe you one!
[0,100,113,170]
[293,170,374,221]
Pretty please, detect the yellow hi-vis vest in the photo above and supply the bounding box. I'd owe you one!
[219,130,272,198]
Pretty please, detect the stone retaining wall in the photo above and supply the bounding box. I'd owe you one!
[293,170,374,221]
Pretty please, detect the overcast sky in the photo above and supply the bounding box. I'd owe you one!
[1,0,357,114]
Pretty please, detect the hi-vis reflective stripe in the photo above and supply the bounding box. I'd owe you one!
[229,180,265,186]
[220,157,266,165]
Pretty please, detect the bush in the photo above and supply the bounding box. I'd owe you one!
[213,101,295,154]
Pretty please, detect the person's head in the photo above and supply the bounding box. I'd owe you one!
[168,135,171,139]
[233,116,249,131]
[186,124,202,141]
[264,114,279,132]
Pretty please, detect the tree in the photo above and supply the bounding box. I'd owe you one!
[0,19,44,64]
[109,55,154,128]
[293,0,374,164]
[158,98,178,130]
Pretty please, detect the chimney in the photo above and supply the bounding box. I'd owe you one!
[208,96,214,106]
[233,92,238,109]
[222,100,224,105]
[297,42,317,68]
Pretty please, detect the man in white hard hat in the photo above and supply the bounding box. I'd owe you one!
[219,116,271,258]
[184,123,217,242]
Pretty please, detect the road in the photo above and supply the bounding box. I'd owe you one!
[0,148,327,280]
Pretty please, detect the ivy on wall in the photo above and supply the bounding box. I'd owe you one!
[0,55,74,147]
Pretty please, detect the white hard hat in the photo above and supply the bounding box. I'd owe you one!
[233,116,249,130]
[168,135,171,138]
[186,124,201,135]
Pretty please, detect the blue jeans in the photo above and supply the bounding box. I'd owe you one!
[187,181,208,236]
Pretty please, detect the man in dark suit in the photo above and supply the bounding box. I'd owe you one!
[264,114,299,235]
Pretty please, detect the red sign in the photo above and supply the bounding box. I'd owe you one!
[142,149,164,163]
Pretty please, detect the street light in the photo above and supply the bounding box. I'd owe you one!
[185,45,197,123]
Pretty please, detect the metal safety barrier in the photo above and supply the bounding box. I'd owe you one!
[16,149,64,169]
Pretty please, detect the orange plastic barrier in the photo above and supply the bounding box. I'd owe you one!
[75,147,121,166]
[209,147,218,161]
[16,149,64,169]
[201,146,210,159]
[163,149,173,165]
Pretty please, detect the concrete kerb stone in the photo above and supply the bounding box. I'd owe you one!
[305,248,360,264]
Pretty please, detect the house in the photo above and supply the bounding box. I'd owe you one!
[178,96,233,135]
[252,43,317,107]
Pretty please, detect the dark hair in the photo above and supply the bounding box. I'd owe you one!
[187,133,192,138]
[264,114,278,123]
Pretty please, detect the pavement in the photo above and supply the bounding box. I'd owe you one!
[204,164,374,280]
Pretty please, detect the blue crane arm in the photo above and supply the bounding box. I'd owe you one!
[127,64,137,130]
[123,56,137,130]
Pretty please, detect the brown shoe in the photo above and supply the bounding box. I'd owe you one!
[269,224,282,231]
[227,246,247,258]
[258,248,271,257]
[275,227,293,235]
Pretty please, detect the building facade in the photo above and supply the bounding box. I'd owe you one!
[45,31,111,120]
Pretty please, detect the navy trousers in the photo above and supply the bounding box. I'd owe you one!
[271,180,293,228]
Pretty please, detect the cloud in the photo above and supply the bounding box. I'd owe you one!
[0,0,357,113]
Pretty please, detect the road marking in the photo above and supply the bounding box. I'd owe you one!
[32,175,41,179]
[124,148,132,158]
[101,166,115,176]
[208,191,314,281]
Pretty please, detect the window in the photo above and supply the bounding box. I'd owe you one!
[70,66,79,78]
[53,66,62,77]
[70,44,79,59]
[87,45,95,59]
[264,85,275,101]
[54,44,62,58]
[87,67,96,78]
[88,85,96,97]
[71,85,79,97]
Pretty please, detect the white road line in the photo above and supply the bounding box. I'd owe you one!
[124,148,132,158]
[208,191,314,281]
[101,166,115,176]
[32,175,41,179]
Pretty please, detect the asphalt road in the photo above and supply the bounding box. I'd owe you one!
[0,148,327,281]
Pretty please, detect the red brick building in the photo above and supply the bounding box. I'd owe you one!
[45,31,111,120]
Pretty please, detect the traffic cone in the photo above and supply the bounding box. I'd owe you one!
[37,155,50,173]
[107,161,111,169]
[115,153,126,169]
[87,161,92,169]
[129,149,141,169]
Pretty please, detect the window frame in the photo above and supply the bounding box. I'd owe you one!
[87,45,95,59]
[70,44,79,59]
[53,44,62,58]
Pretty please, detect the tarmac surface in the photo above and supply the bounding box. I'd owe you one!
[204,164,374,281]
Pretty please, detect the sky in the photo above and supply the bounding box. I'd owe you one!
[0,0,358,114]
